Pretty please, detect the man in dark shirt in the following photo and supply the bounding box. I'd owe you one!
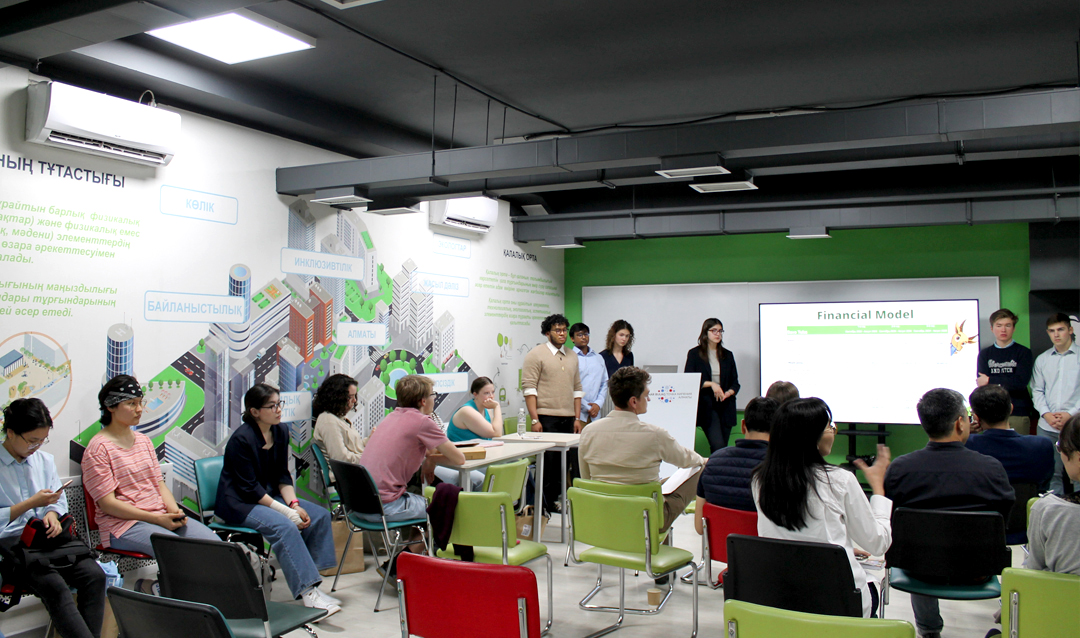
[694,397,778,530]
[976,308,1034,435]
[884,388,1014,638]
[966,384,1054,488]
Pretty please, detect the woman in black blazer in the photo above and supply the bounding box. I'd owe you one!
[684,318,740,453]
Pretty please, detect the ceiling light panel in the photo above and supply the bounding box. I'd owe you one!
[690,181,758,193]
[147,12,315,65]
[656,165,731,179]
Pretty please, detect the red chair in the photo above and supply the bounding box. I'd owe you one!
[83,486,154,562]
[700,502,757,588]
[396,553,542,638]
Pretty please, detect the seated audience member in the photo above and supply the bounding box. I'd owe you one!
[217,384,340,617]
[752,398,892,618]
[1,399,105,638]
[694,397,779,527]
[359,375,466,524]
[1025,413,1080,575]
[966,384,1055,488]
[579,366,704,534]
[765,380,800,405]
[82,375,217,568]
[437,376,499,490]
[884,388,1014,638]
[312,374,364,477]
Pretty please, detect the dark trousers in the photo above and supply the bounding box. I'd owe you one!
[23,556,107,638]
[538,414,578,512]
[703,411,733,454]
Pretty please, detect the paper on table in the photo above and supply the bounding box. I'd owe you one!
[662,465,701,495]
[478,441,504,448]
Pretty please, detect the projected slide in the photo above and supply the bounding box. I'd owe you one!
[759,300,980,424]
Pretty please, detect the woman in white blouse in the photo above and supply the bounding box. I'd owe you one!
[751,397,892,618]
[312,374,365,476]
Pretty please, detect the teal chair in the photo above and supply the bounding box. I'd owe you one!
[723,600,915,638]
[192,456,269,581]
[309,443,342,514]
[109,587,238,638]
[567,486,698,638]
[435,491,553,633]
[1000,567,1080,638]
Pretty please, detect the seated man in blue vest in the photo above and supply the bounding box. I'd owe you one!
[693,397,778,534]
[967,384,1055,490]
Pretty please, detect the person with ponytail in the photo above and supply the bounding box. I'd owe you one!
[752,397,892,618]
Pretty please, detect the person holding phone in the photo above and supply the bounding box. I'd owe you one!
[81,375,217,563]
[2,398,105,638]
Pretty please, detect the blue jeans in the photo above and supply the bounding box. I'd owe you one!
[242,498,336,598]
[109,519,218,557]
[433,466,485,491]
[910,593,943,634]
[1038,427,1080,494]
[357,491,427,524]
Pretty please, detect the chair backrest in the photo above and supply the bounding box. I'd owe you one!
[193,456,224,514]
[724,534,863,618]
[723,600,915,638]
[572,478,663,510]
[397,552,540,638]
[702,502,757,563]
[83,485,100,532]
[327,458,386,517]
[568,486,661,555]
[1006,482,1040,541]
[448,492,515,553]
[150,535,268,622]
[483,458,529,500]
[311,443,333,489]
[1000,567,1080,638]
[885,508,1010,583]
[108,586,236,638]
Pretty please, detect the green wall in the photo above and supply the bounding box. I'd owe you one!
[564,223,1031,461]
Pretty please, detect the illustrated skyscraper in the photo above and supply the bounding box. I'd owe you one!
[288,201,317,284]
[391,271,411,335]
[410,285,434,351]
[229,263,251,307]
[433,310,455,366]
[105,323,134,382]
[277,339,304,393]
[356,376,385,438]
[319,234,349,318]
[203,334,230,445]
[308,281,335,347]
[289,295,316,362]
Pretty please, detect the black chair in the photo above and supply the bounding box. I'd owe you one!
[108,586,236,638]
[883,508,1010,615]
[151,535,325,638]
[327,458,429,612]
[724,534,863,617]
[1006,482,1040,545]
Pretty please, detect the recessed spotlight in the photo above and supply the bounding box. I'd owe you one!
[148,11,315,64]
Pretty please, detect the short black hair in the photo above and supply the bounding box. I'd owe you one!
[969,384,1011,425]
[2,398,53,435]
[541,314,569,335]
[609,366,650,409]
[568,323,589,338]
[312,373,358,419]
[743,397,780,434]
[916,388,967,439]
[242,383,280,426]
[1047,312,1074,329]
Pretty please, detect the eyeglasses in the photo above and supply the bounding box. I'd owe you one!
[550,328,568,334]
[121,398,147,408]
[261,401,285,411]
[19,433,49,450]
[708,328,724,335]
[573,333,590,338]
[824,423,837,432]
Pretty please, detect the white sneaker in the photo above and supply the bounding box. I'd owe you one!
[317,588,341,606]
[301,588,341,620]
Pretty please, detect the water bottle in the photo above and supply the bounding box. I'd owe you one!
[517,408,527,437]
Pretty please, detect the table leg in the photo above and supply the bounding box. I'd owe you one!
[459,469,471,492]
[534,453,544,543]
[560,448,568,543]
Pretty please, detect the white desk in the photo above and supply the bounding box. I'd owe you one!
[497,432,581,543]
[433,440,554,543]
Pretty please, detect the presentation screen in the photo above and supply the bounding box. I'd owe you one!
[759,299,980,424]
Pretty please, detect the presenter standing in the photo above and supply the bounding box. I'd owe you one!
[684,318,740,452]
[600,320,635,377]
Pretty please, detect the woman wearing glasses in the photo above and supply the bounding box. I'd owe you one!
[684,318,741,452]
[82,375,217,565]
[752,398,893,618]
[216,383,340,617]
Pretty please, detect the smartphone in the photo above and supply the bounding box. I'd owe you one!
[59,479,73,490]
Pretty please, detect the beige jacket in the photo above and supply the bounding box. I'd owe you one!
[313,412,366,479]
[521,342,584,417]
[579,410,704,484]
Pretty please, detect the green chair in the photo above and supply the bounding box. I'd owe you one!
[435,491,553,633]
[192,457,269,582]
[571,479,667,566]
[566,486,698,638]
[483,458,530,511]
[723,600,915,638]
[1000,567,1080,638]
[309,443,341,514]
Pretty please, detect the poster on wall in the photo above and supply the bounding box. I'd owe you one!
[0,68,564,509]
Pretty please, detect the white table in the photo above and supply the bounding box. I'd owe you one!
[497,432,581,543]
[433,440,555,543]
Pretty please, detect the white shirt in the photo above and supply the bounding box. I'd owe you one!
[753,466,892,618]
[1032,340,1080,433]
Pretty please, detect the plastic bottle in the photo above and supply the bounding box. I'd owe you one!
[517,408,527,437]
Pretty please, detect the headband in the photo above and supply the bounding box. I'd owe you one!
[102,378,144,408]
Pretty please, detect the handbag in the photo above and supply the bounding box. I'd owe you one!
[515,505,548,541]
[0,514,94,610]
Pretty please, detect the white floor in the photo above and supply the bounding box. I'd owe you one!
[275,513,1012,638]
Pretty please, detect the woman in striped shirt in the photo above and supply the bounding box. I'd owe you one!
[81,375,217,563]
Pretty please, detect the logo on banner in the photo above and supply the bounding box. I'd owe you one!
[654,384,693,404]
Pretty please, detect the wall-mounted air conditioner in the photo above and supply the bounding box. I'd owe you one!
[428,197,499,234]
[26,81,181,167]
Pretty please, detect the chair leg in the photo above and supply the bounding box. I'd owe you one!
[690,562,698,638]
[582,568,626,638]
[300,624,317,638]
[373,529,396,612]
[331,528,355,592]
[580,563,676,616]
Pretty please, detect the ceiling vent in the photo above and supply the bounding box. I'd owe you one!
[310,186,372,209]
[319,0,387,9]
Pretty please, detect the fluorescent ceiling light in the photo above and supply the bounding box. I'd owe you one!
[543,236,584,249]
[690,180,758,193]
[787,226,832,239]
[657,165,730,179]
[656,153,730,179]
[147,11,315,64]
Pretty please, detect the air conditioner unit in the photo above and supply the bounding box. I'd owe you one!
[428,197,499,234]
[26,81,181,167]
